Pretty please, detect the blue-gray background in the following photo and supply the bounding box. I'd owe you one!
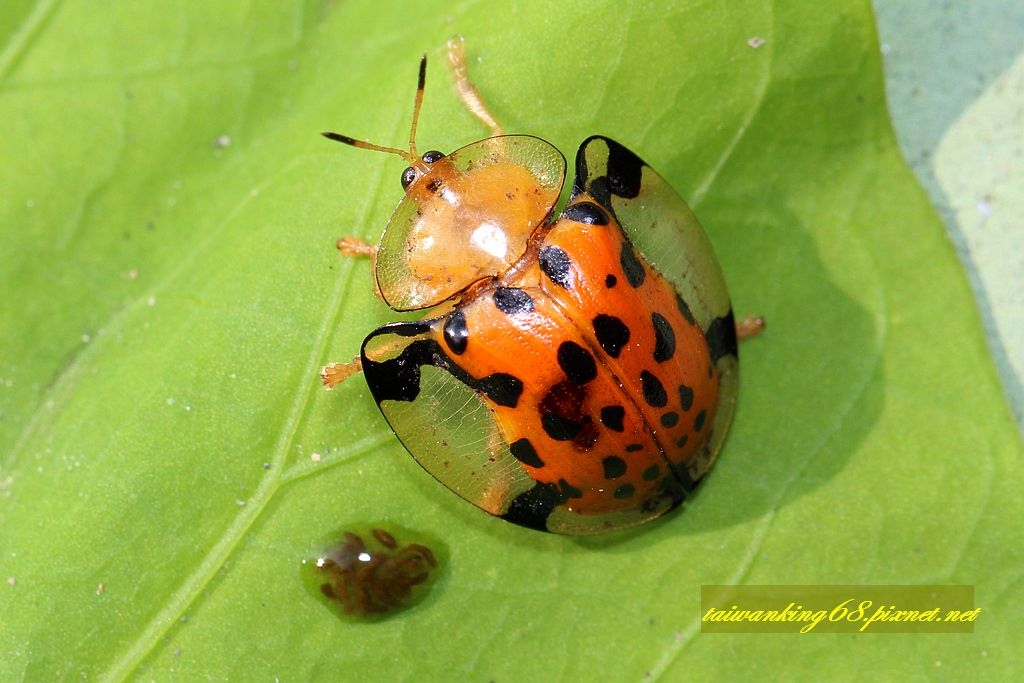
[874,1,1024,431]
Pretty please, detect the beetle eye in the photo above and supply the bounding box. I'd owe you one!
[421,150,445,164]
[400,167,417,190]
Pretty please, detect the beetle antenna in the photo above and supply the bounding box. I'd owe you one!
[320,132,416,163]
[407,54,427,159]
[321,55,429,165]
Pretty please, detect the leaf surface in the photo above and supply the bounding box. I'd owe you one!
[1,1,1020,680]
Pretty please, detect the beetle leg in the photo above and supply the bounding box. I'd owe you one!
[323,330,417,389]
[446,36,505,137]
[336,236,385,301]
[336,236,378,260]
[321,357,363,388]
[735,315,766,341]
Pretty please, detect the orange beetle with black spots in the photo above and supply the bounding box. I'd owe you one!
[321,40,762,534]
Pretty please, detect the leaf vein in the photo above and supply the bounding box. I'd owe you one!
[102,98,402,679]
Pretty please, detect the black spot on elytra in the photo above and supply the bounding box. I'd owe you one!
[586,176,613,209]
[540,381,584,420]
[601,455,627,480]
[613,483,636,500]
[705,309,738,362]
[640,370,667,407]
[605,138,645,199]
[361,325,524,408]
[572,136,646,206]
[541,412,582,441]
[573,140,593,195]
[562,201,609,225]
[501,481,566,531]
[604,274,617,288]
[599,405,625,432]
[493,287,534,315]
[626,443,644,453]
[560,479,584,499]
[476,373,524,408]
[592,314,630,358]
[361,339,427,403]
[539,245,572,288]
[676,434,689,449]
[577,425,599,449]
[652,312,676,363]
[557,341,598,385]
[539,381,597,448]
[694,409,707,431]
[620,241,646,288]
[642,464,661,481]
[510,438,544,468]
[442,311,469,355]
[660,411,679,428]
[678,384,694,411]
[675,292,696,326]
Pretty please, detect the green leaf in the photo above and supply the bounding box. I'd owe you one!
[2,1,1020,680]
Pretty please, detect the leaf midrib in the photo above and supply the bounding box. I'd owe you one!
[99,164,392,680]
